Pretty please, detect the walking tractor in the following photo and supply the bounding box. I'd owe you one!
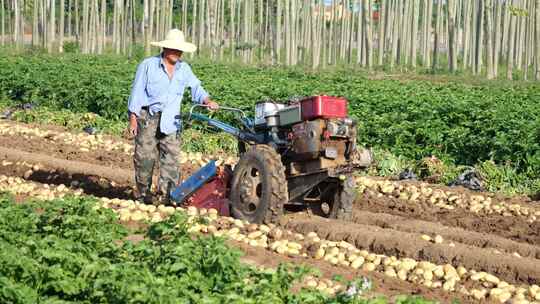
[170,96,373,223]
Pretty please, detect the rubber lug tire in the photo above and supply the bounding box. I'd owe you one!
[311,175,355,220]
[230,145,288,224]
[331,175,355,221]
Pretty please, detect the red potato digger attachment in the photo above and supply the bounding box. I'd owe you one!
[170,96,373,224]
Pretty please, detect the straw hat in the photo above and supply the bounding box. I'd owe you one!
[150,29,197,53]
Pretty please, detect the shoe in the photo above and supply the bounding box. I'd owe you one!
[154,193,171,206]
[143,195,155,205]
[136,193,155,205]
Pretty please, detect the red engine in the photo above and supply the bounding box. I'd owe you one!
[300,95,348,120]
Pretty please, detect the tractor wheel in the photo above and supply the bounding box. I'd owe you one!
[230,145,288,224]
[311,175,355,221]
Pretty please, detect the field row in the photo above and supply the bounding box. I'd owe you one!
[1,120,537,224]
[1,174,538,303]
[356,177,540,223]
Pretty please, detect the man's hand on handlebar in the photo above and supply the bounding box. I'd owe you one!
[203,97,219,110]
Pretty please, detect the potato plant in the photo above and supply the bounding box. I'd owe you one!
[0,53,539,194]
[0,192,411,304]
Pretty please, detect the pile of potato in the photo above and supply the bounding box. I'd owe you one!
[0,122,132,153]
[178,151,237,168]
[1,174,539,303]
[0,122,239,167]
[0,174,83,200]
[356,176,539,223]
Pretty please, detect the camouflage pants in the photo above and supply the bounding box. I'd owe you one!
[134,109,181,199]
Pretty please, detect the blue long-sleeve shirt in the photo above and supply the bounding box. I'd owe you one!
[128,54,209,135]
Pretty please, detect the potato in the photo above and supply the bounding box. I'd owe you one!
[119,213,131,221]
[350,257,365,269]
[307,232,318,239]
[306,279,318,288]
[423,280,433,288]
[150,215,162,223]
[328,247,340,256]
[227,227,240,236]
[366,253,377,262]
[347,254,359,263]
[490,289,512,303]
[339,260,350,267]
[433,266,445,278]
[164,206,176,215]
[276,245,287,255]
[316,281,328,290]
[314,248,325,259]
[268,228,283,240]
[443,264,458,276]
[471,289,487,300]
[130,211,145,221]
[247,231,263,239]
[311,236,321,243]
[484,273,500,285]
[188,224,202,233]
[393,269,407,281]
[233,219,244,228]
[529,285,539,297]
[362,262,376,272]
[270,241,281,251]
[322,253,332,261]
[258,240,268,248]
[422,270,434,281]
[421,234,432,242]
[287,242,302,251]
[384,267,397,278]
[442,278,456,291]
[259,224,270,233]
[399,259,417,271]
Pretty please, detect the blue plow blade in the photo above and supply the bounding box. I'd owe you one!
[170,160,217,204]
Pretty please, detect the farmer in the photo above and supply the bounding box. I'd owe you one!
[127,29,219,204]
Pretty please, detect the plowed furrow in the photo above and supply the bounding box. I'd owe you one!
[352,210,540,260]
[282,215,540,286]
[354,194,540,245]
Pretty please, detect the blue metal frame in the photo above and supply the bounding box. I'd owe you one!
[190,113,265,144]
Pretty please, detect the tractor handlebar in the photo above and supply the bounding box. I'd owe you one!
[187,104,248,122]
[185,104,264,144]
